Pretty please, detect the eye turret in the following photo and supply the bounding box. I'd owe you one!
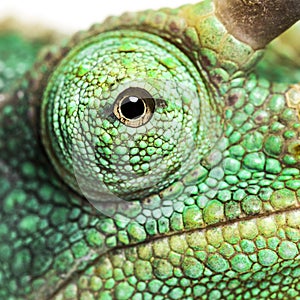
[41,30,217,203]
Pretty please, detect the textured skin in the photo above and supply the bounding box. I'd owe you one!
[0,1,300,299]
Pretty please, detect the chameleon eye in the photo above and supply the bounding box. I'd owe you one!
[41,30,216,203]
[113,87,155,128]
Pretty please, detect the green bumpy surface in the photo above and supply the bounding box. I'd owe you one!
[41,30,209,202]
[0,0,300,299]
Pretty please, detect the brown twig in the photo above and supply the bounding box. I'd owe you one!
[214,0,300,49]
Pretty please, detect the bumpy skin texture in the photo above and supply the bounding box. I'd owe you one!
[1,1,300,299]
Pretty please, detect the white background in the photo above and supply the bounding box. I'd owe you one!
[0,0,199,34]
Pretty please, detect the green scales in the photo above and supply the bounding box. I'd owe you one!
[0,0,300,299]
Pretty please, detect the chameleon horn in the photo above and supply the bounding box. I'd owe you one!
[214,0,300,49]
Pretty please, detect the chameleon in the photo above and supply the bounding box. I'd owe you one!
[1,0,300,299]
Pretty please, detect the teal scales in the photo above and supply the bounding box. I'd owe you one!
[0,0,300,299]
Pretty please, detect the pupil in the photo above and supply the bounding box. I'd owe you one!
[120,96,145,120]
[113,87,155,128]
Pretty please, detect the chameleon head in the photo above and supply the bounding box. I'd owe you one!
[39,0,300,207]
[40,30,218,203]
[2,0,300,298]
